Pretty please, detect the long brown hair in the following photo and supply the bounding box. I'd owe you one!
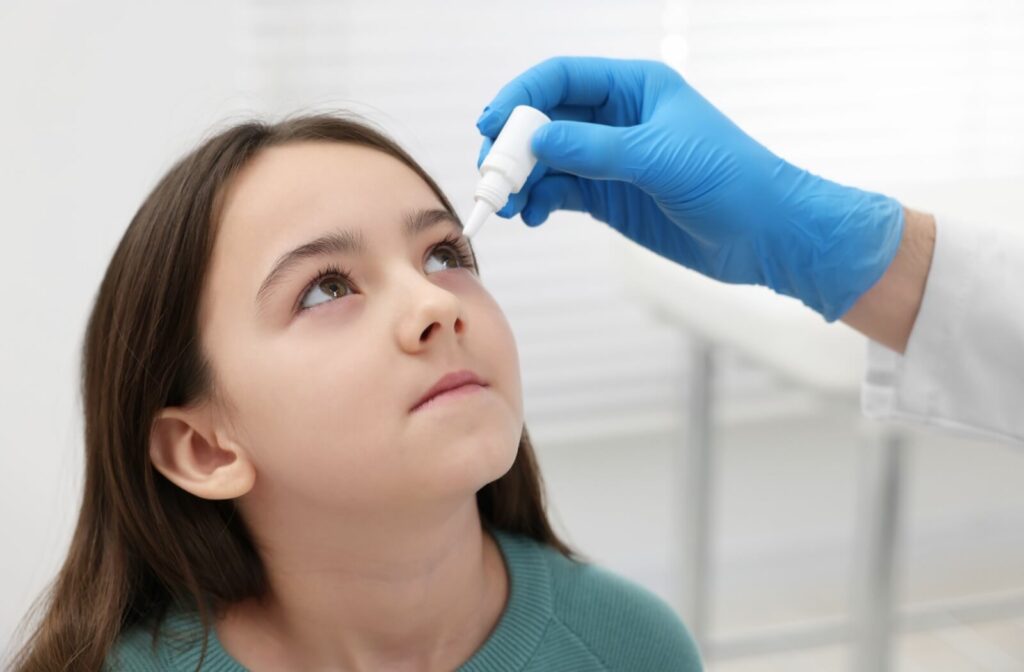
[7,112,576,672]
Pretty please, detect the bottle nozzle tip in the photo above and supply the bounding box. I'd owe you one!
[464,201,494,238]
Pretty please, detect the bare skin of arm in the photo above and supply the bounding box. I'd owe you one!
[841,207,937,354]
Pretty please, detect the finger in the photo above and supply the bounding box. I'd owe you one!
[520,174,586,227]
[546,104,597,124]
[476,136,493,169]
[476,104,595,167]
[484,104,596,138]
[476,106,588,166]
[476,56,626,136]
[531,120,640,183]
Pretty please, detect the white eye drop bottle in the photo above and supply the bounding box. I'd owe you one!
[463,105,551,238]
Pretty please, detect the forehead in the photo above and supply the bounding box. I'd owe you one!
[215,141,442,254]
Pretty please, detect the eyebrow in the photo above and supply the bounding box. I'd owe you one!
[255,207,463,310]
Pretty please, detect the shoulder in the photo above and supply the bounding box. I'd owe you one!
[546,548,703,670]
[500,531,703,671]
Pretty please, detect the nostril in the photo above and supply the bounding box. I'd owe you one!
[419,317,462,341]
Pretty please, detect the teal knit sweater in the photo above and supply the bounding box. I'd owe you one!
[106,529,703,671]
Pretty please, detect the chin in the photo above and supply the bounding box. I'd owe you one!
[432,430,520,498]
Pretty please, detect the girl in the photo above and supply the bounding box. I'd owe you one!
[8,113,702,671]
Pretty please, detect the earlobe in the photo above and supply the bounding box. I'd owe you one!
[149,406,255,501]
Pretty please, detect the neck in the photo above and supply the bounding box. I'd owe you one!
[217,498,508,671]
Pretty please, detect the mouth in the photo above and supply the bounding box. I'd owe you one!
[411,369,488,412]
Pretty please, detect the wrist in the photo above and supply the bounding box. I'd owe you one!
[763,169,905,321]
[841,207,936,352]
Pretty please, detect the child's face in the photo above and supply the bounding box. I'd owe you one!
[198,141,523,514]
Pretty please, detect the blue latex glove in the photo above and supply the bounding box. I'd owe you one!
[475,56,904,321]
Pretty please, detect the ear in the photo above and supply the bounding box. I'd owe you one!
[149,403,255,500]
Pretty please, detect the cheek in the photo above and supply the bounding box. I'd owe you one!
[479,295,523,420]
[437,272,523,412]
[220,337,405,506]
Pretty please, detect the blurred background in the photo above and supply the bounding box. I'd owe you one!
[2,1,1023,670]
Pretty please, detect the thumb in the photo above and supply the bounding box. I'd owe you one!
[531,120,639,184]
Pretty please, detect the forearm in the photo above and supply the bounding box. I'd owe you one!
[841,207,936,353]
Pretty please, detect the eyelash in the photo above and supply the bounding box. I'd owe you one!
[295,233,476,313]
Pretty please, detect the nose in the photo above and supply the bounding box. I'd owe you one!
[396,270,465,352]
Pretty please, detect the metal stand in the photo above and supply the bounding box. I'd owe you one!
[673,336,908,668]
[664,327,1019,667]
[676,336,715,654]
[850,422,906,672]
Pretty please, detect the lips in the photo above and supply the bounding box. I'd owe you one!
[412,369,486,412]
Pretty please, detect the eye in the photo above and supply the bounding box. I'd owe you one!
[297,235,475,313]
[425,237,474,273]
[299,264,352,311]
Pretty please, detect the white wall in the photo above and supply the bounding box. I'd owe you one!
[0,0,240,652]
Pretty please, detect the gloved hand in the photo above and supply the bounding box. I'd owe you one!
[475,56,904,322]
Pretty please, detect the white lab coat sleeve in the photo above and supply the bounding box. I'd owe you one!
[861,214,1024,445]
